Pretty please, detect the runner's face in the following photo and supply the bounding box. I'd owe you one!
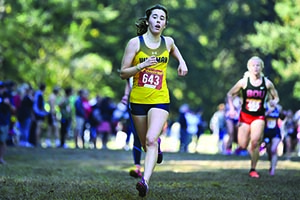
[248,59,262,75]
[148,9,166,35]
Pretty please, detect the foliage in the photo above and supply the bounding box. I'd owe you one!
[0,0,299,121]
[248,0,300,102]
[0,147,300,199]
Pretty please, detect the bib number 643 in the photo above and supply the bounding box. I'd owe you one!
[138,72,163,90]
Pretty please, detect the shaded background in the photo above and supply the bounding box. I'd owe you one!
[1,0,299,122]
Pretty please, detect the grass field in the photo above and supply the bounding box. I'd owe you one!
[1,135,300,200]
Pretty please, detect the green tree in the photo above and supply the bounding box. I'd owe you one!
[2,0,296,121]
[248,0,300,109]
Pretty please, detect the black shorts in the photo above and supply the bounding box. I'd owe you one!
[287,131,298,140]
[130,103,170,115]
[263,127,282,144]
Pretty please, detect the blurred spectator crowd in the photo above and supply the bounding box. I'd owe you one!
[1,80,300,160]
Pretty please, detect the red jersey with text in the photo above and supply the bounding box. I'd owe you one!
[130,35,170,104]
[241,77,267,116]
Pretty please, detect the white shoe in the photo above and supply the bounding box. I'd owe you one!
[123,145,130,151]
[45,139,52,148]
[25,142,34,148]
[55,139,61,147]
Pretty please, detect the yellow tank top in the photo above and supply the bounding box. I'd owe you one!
[130,35,170,104]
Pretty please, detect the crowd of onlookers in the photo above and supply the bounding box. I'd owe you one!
[1,80,300,162]
[0,80,131,152]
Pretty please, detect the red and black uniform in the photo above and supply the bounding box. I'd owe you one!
[239,77,268,124]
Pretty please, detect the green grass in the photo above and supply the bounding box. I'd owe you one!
[1,144,300,200]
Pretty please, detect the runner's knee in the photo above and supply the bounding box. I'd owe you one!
[146,136,157,147]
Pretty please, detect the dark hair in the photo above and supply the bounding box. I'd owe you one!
[39,83,46,91]
[78,89,83,96]
[53,86,60,94]
[135,4,168,36]
[65,87,72,96]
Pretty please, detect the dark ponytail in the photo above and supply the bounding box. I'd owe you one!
[135,4,168,36]
[135,17,148,36]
